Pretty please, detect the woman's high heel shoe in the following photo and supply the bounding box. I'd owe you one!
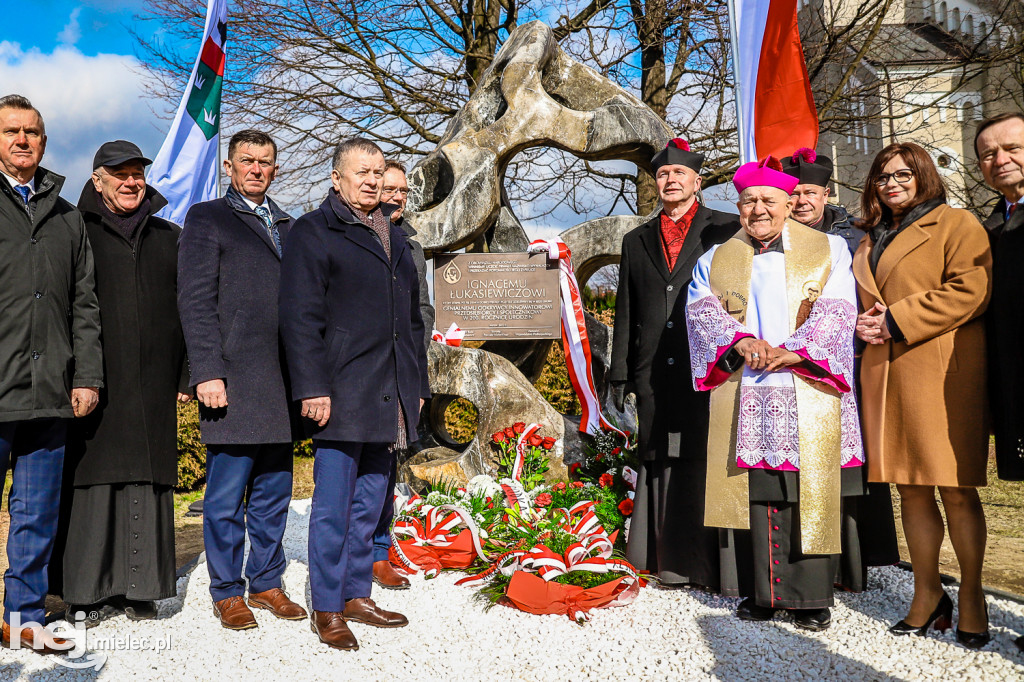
[889,591,954,636]
[956,601,991,650]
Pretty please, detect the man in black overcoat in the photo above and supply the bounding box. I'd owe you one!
[178,130,306,631]
[976,112,1024,490]
[609,138,738,589]
[0,94,102,653]
[54,141,189,625]
[280,138,430,651]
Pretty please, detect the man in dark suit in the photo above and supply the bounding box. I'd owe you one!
[977,112,1024,652]
[280,138,430,651]
[178,130,306,631]
[0,94,102,653]
[609,138,737,591]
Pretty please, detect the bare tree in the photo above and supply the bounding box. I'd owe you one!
[137,0,1024,219]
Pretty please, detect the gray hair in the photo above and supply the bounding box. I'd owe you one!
[228,129,277,162]
[0,94,45,134]
[332,137,384,171]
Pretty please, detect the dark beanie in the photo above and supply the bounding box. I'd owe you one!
[651,138,705,172]
[781,147,833,187]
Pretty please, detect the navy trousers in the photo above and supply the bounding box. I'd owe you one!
[203,443,292,602]
[309,441,392,612]
[372,456,398,563]
[1,418,66,626]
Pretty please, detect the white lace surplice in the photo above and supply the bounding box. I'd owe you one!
[685,230,864,470]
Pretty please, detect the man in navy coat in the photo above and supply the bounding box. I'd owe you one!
[280,138,430,651]
[178,130,306,630]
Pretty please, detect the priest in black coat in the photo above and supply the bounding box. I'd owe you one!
[781,148,900,590]
[976,113,1024,484]
[610,139,739,589]
[55,141,189,623]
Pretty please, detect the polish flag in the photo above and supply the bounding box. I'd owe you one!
[729,0,818,163]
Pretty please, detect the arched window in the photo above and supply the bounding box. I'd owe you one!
[951,7,961,32]
[938,2,947,26]
[980,21,987,40]
[966,15,974,37]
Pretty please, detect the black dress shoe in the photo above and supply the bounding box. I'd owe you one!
[120,598,158,621]
[65,602,121,628]
[736,597,776,621]
[956,602,990,650]
[890,591,953,636]
[792,608,831,632]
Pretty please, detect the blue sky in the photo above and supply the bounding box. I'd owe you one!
[2,1,189,198]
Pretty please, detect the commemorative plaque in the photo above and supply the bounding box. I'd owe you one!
[433,252,560,340]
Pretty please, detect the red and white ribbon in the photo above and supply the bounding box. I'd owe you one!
[512,423,542,481]
[528,238,624,437]
[431,322,465,347]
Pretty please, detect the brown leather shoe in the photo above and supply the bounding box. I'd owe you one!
[342,597,408,628]
[213,595,258,630]
[1,621,70,655]
[373,560,411,590]
[311,611,358,650]
[248,588,308,620]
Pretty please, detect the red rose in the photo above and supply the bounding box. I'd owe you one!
[595,453,604,461]
[624,430,632,438]
[571,481,584,489]
[504,427,516,439]
[553,482,566,491]
[611,447,621,455]
[535,493,553,507]
[528,434,543,447]
[513,422,526,434]
[599,473,614,488]
[568,463,581,476]
[618,499,634,515]
[492,432,506,444]
[541,436,556,450]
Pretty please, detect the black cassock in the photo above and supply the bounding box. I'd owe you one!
[610,205,737,587]
[52,184,188,605]
[984,200,1024,481]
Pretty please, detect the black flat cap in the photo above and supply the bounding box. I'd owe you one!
[781,148,833,187]
[652,138,705,172]
[93,140,153,170]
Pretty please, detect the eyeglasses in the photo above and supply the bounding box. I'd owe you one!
[874,169,914,186]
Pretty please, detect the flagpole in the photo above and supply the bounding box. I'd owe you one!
[726,0,748,165]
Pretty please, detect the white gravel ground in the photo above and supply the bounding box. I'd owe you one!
[3,499,1023,681]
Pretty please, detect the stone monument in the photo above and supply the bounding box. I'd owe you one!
[402,21,672,488]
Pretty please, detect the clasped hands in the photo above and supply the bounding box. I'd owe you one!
[733,337,802,372]
[856,302,891,345]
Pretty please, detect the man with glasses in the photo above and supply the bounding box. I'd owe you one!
[372,159,434,590]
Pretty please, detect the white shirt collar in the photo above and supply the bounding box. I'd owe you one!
[239,193,270,213]
[1,170,35,195]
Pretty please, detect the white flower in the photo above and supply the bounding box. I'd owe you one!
[467,474,500,497]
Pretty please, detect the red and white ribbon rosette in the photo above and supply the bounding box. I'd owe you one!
[528,238,624,437]
[431,322,465,347]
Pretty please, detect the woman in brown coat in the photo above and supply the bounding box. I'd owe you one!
[853,142,992,648]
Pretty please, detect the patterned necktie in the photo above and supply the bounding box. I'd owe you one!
[254,205,281,255]
[13,185,30,206]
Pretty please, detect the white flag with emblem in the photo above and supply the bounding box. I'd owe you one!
[147,0,228,225]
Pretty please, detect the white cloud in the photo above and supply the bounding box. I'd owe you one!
[1,42,168,202]
[57,8,83,47]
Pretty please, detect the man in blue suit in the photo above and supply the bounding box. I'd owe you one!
[178,130,306,630]
[280,138,430,651]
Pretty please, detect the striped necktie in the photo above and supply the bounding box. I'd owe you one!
[254,205,281,255]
